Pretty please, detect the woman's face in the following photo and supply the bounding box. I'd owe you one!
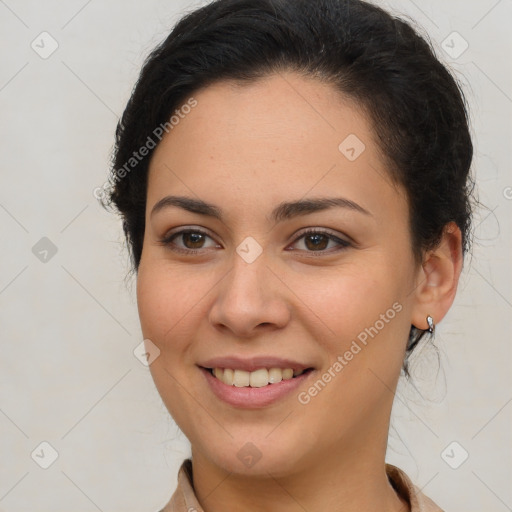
[137,72,422,476]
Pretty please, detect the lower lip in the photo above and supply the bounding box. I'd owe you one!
[199,367,314,409]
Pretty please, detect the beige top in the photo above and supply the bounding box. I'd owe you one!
[158,459,444,512]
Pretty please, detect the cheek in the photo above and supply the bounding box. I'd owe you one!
[136,261,208,429]
[287,256,412,403]
[287,262,402,341]
[291,268,409,423]
[136,260,202,347]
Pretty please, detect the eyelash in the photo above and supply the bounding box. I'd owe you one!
[158,227,351,256]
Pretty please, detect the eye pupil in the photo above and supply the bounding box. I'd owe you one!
[184,232,205,248]
[305,234,328,251]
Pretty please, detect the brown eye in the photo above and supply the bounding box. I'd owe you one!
[291,229,351,254]
[181,232,207,249]
[159,229,219,254]
[303,233,330,251]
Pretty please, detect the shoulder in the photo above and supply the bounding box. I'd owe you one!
[386,464,445,512]
[158,459,203,512]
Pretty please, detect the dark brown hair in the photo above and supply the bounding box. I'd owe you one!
[103,0,475,374]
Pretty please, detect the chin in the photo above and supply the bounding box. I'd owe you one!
[195,434,307,478]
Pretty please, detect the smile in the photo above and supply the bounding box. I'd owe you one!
[207,367,311,388]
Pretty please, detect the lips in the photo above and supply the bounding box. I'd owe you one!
[199,365,315,408]
[197,355,316,407]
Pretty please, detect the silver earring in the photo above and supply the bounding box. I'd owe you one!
[426,315,435,334]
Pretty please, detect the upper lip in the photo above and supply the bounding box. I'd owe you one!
[199,356,313,373]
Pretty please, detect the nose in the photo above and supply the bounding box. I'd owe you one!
[208,250,291,338]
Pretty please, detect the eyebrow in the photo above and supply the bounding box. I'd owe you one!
[150,195,372,223]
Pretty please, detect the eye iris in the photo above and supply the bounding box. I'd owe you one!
[184,232,205,249]
[177,232,336,251]
[305,233,328,251]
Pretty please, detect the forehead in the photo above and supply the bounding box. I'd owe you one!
[146,71,406,226]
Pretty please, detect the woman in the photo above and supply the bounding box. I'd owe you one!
[104,0,474,510]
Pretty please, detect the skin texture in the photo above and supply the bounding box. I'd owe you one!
[136,71,462,512]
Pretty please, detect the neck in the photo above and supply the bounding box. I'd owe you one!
[190,432,409,512]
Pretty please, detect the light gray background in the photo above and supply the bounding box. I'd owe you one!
[0,0,511,511]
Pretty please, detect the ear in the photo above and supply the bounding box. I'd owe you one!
[411,222,463,331]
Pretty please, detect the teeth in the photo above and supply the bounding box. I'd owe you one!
[210,367,307,387]
[268,368,283,384]
[222,368,234,386]
[249,368,268,388]
[233,369,250,387]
